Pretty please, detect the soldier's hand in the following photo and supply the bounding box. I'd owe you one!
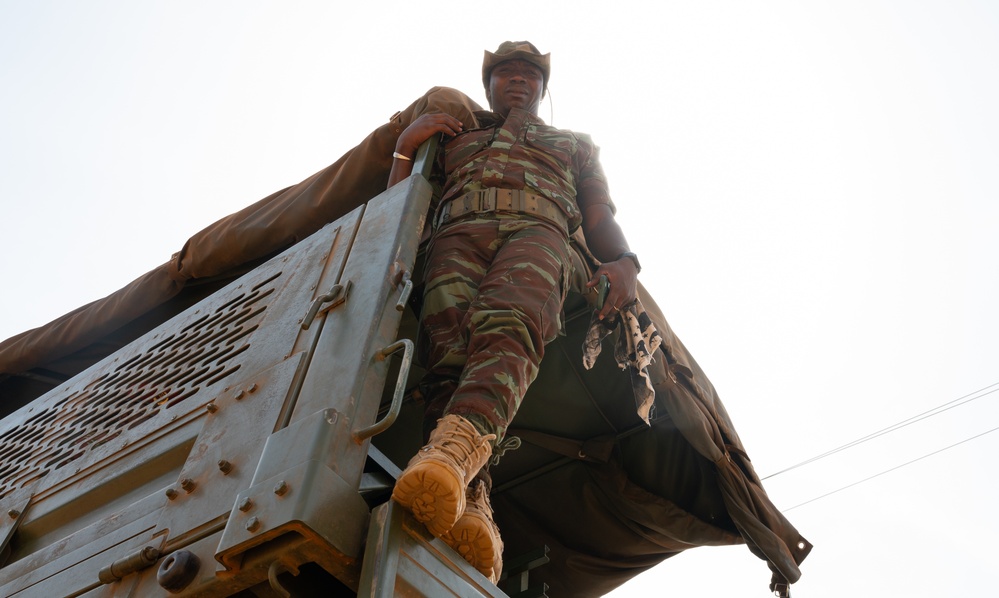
[395,113,464,158]
[586,259,639,321]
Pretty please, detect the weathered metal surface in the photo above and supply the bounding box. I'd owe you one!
[292,175,432,489]
[214,407,370,569]
[0,172,513,597]
[1,493,164,597]
[357,501,507,598]
[153,355,306,555]
[0,213,357,593]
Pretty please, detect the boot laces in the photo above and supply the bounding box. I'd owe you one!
[489,435,521,466]
[430,421,494,467]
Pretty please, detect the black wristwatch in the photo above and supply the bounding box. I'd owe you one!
[616,251,641,273]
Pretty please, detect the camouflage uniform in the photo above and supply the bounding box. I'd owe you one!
[421,106,614,442]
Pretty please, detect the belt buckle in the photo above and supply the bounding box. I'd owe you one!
[511,190,526,213]
[479,189,495,213]
[436,199,455,228]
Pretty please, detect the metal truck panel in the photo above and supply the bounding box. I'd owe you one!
[0,174,502,596]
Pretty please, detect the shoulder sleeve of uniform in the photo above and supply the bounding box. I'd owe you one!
[573,132,616,215]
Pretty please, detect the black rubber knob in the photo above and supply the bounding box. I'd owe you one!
[157,549,201,593]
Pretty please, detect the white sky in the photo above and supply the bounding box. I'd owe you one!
[2,1,998,596]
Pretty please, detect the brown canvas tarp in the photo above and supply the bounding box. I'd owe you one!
[0,87,809,594]
[0,87,480,380]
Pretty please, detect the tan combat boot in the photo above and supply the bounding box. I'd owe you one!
[392,414,496,538]
[442,477,503,583]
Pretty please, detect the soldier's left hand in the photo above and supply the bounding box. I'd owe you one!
[587,259,638,320]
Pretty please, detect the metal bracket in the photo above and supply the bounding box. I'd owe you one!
[393,262,413,311]
[0,497,29,567]
[301,280,352,330]
[499,545,550,597]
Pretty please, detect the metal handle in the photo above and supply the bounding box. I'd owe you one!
[301,281,352,330]
[353,339,414,442]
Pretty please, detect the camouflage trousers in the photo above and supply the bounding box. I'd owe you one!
[419,213,572,444]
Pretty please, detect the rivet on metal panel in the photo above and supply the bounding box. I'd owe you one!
[206,403,218,414]
[245,517,261,532]
[165,488,179,500]
[238,497,253,512]
[235,390,246,401]
[218,460,233,475]
[247,383,258,393]
[273,481,289,496]
[7,509,20,519]
[180,478,197,493]
[325,409,339,425]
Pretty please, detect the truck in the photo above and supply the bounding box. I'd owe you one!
[0,139,810,597]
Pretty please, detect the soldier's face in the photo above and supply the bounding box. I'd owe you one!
[487,59,544,117]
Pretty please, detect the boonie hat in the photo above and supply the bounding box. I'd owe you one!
[482,41,550,92]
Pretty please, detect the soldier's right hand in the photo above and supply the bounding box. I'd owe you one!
[395,113,464,158]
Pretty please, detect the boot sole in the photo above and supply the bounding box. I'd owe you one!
[442,512,502,583]
[392,461,465,537]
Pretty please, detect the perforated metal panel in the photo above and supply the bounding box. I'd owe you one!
[0,273,279,502]
[0,174,455,597]
[0,213,360,595]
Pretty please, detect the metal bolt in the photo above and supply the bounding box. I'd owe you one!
[245,517,260,532]
[234,390,246,401]
[165,488,179,500]
[180,478,196,493]
[238,497,253,512]
[273,481,289,496]
[206,403,218,413]
[218,459,233,475]
[247,383,258,394]
[7,509,20,519]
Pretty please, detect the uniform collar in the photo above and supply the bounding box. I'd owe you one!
[474,107,546,128]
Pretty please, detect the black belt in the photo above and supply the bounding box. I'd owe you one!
[435,188,569,233]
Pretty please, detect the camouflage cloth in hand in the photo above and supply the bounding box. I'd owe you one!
[582,300,663,423]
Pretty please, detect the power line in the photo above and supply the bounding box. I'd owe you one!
[761,381,999,480]
[784,424,999,511]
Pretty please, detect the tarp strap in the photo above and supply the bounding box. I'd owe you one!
[509,428,616,463]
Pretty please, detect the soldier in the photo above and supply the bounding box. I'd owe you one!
[387,41,641,583]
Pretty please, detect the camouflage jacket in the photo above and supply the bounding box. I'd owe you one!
[439,107,615,232]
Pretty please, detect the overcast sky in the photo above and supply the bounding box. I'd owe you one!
[2,2,998,596]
